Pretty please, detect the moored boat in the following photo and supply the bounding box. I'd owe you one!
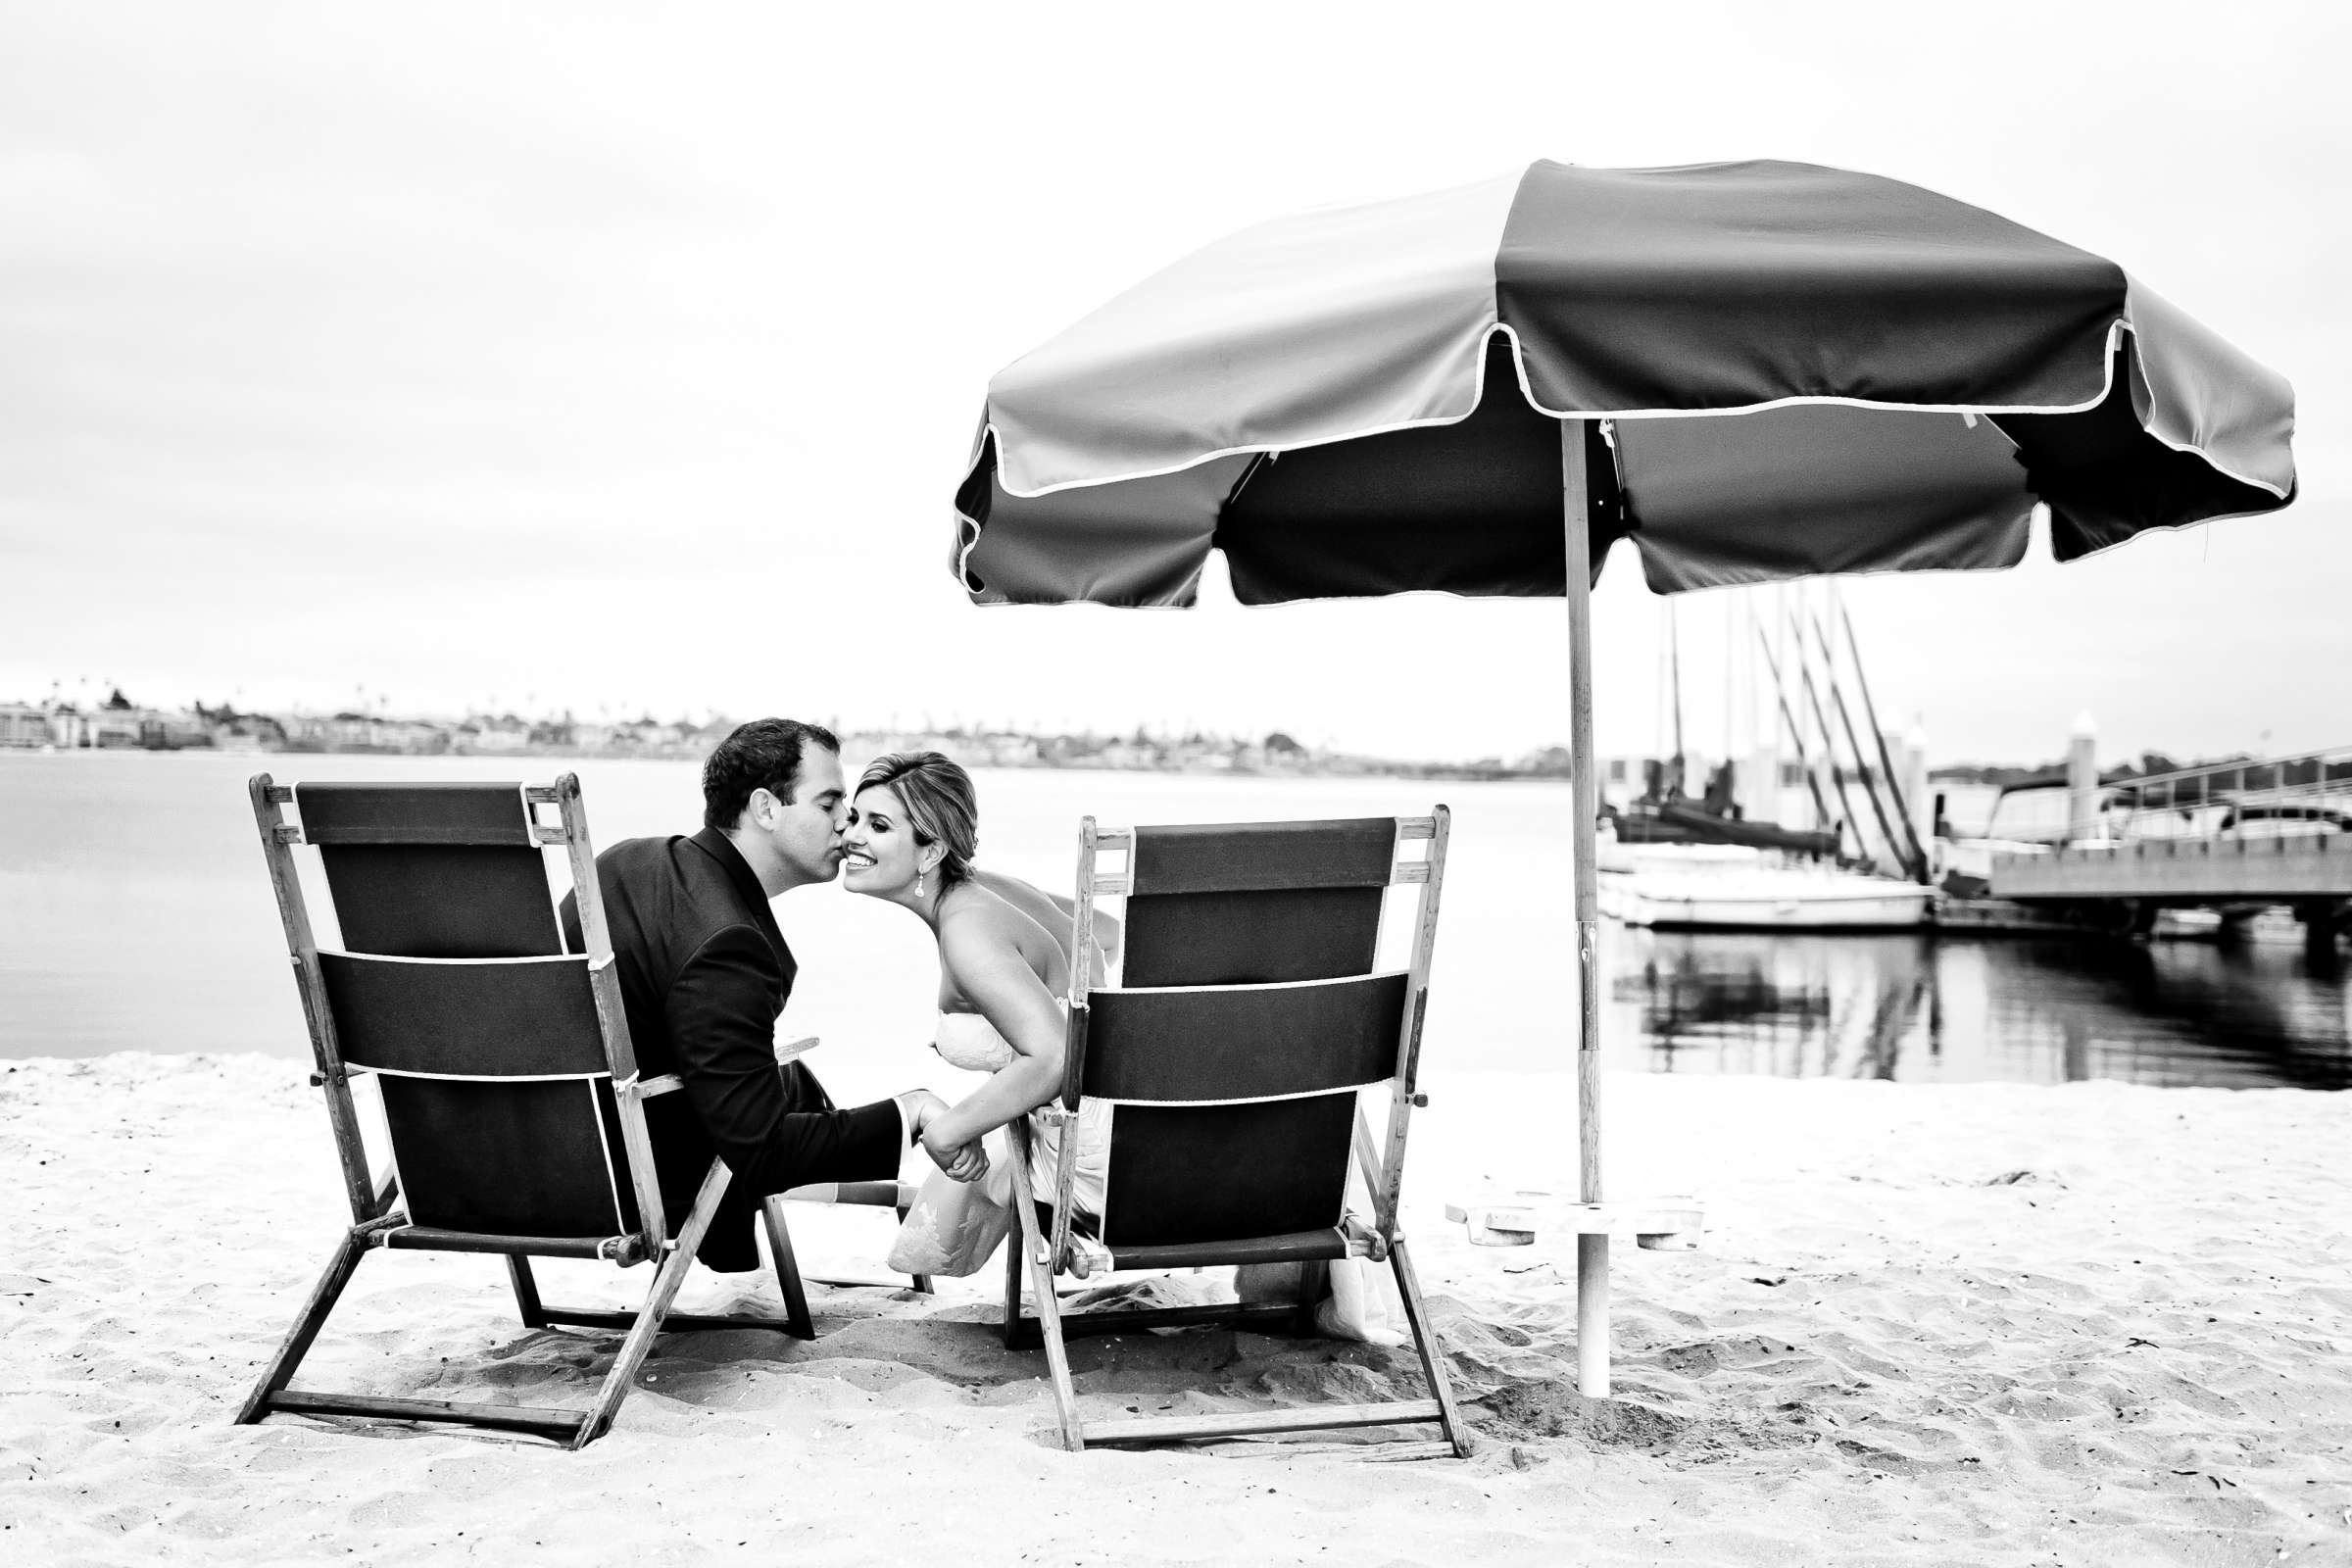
[1602,860,1934,931]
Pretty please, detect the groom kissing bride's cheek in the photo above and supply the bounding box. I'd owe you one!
[558,717,1116,1279]
[838,749,1117,1278]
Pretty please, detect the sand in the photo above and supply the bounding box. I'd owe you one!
[4,1054,2347,1567]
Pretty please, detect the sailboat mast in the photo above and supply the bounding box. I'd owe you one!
[1788,602,1866,862]
[1752,626,1836,830]
[1809,611,1915,881]
[1723,595,1740,802]
[1667,599,1686,788]
[1837,593,1931,880]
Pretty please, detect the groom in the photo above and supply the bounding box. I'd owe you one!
[561,717,951,1273]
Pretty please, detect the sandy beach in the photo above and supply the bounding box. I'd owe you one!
[4,1053,2346,1566]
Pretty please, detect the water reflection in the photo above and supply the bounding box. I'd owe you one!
[1612,933,1926,1080]
[1608,928,2352,1089]
[1980,940,2352,1090]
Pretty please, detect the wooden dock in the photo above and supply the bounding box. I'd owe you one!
[1989,836,2352,904]
[1933,895,2112,935]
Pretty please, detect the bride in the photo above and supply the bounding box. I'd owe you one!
[842,750,1406,1341]
[841,751,1114,1274]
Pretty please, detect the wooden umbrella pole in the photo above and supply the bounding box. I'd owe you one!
[1560,420,1609,1398]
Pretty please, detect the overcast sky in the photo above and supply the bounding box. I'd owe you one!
[4,1,2344,766]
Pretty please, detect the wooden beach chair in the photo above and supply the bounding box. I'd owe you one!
[235,773,917,1448]
[1001,810,1471,1457]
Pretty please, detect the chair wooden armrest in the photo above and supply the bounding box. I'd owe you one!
[781,1180,922,1208]
[1341,1213,1390,1260]
[1049,1117,1081,1269]
[1064,1233,1115,1280]
[634,1035,814,1101]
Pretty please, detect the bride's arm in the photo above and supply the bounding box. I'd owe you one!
[919,919,1067,1151]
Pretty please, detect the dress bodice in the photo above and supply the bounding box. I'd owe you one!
[933,999,1067,1073]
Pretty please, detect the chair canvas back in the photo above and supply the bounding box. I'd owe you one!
[268,780,648,1246]
[1071,817,1432,1250]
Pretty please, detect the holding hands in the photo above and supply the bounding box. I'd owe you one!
[898,1089,989,1183]
[923,1126,989,1183]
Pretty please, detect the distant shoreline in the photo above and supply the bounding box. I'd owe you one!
[0,739,1574,785]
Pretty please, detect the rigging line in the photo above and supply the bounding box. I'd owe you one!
[1808,609,1916,883]
[1788,600,1868,864]
[1752,624,1836,830]
[1668,599,1685,782]
[1834,591,1931,881]
[1729,594,1741,768]
[1655,607,1670,773]
[1779,585,1801,817]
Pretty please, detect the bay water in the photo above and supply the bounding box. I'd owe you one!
[3,751,2344,1103]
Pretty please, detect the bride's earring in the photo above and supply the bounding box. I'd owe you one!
[915,867,927,900]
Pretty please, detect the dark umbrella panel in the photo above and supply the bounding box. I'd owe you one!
[957,160,2290,605]
[948,159,2296,1398]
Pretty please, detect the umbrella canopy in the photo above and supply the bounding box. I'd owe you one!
[947,159,2296,1401]
[955,159,2294,605]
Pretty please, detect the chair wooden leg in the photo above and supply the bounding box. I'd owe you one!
[1388,1237,1471,1458]
[1004,1124,1083,1450]
[236,1228,369,1425]
[573,1161,732,1448]
[1294,1259,1330,1338]
[776,1182,932,1296]
[1001,1204,1029,1349]
[760,1195,816,1341]
[897,1200,935,1296]
[507,1254,547,1329]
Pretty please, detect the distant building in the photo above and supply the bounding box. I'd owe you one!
[88,707,146,748]
[46,707,92,749]
[0,703,48,748]
[975,732,1041,767]
[137,710,215,750]
[460,714,533,754]
[274,711,450,754]
[378,719,447,754]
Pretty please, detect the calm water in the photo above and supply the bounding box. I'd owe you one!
[2,752,2345,1097]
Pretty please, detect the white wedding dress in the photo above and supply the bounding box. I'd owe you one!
[884,1003,1111,1278]
[891,1009,1402,1341]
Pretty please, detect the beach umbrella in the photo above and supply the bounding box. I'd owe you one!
[947,159,2296,1396]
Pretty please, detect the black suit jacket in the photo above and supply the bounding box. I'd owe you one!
[560,827,903,1271]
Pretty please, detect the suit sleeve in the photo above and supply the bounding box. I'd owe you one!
[664,925,905,1197]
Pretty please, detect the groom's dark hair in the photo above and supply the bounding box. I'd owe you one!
[703,718,841,829]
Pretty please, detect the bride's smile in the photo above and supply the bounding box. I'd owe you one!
[838,793,922,897]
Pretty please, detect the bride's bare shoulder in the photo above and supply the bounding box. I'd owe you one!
[939,883,1062,977]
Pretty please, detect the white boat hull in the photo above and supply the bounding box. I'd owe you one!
[1602,869,1933,931]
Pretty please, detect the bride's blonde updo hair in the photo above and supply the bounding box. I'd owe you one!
[857,752,978,887]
